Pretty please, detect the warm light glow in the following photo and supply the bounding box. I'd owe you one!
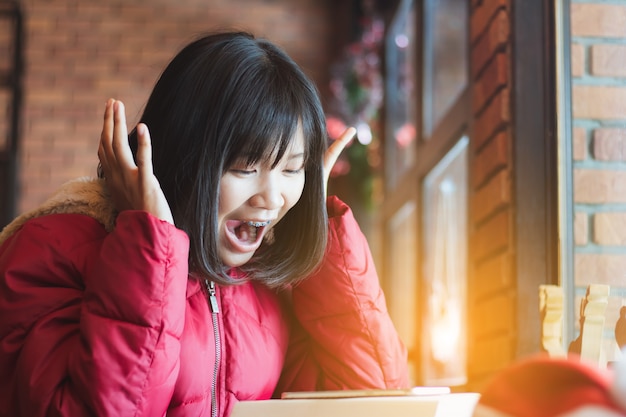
[430,304,461,363]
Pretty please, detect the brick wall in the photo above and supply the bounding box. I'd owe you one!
[468,0,515,389]
[571,1,626,362]
[15,0,343,214]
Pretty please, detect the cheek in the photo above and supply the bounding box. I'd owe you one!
[286,177,306,208]
[218,177,245,217]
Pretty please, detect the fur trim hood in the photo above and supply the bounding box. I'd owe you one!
[0,177,117,246]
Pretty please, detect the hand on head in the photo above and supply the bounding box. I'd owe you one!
[323,127,356,197]
[97,99,175,225]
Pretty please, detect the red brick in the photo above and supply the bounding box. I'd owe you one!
[473,51,508,115]
[474,88,510,149]
[574,211,589,246]
[573,127,588,161]
[573,86,626,120]
[470,0,509,44]
[472,169,511,224]
[472,128,509,188]
[25,89,71,105]
[593,212,626,246]
[591,44,626,77]
[574,169,626,204]
[593,128,626,161]
[571,43,585,78]
[473,251,513,299]
[472,208,510,261]
[571,4,626,38]
[471,9,510,79]
[575,253,626,287]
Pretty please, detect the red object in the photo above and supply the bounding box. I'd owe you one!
[474,355,625,417]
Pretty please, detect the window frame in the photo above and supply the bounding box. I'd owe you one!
[0,1,24,229]
[511,0,562,356]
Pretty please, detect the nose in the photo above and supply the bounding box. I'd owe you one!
[249,173,284,210]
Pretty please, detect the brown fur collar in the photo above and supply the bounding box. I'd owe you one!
[0,177,117,246]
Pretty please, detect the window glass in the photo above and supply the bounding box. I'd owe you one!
[385,0,417,189]
[422,0,468,136]
[422,136,468,386]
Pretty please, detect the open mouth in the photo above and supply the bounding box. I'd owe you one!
[225,219,272,251]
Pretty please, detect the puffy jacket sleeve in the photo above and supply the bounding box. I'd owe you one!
[275,196,409,394]
[0,211,189,417]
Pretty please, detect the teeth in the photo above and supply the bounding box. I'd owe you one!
[246,220,271,228]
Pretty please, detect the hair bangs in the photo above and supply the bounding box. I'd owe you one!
[223,76,310,171]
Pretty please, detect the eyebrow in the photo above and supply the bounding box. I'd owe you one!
[234,151,305,168]
[271,151,305,169]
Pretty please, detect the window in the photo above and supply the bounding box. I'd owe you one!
[381,0,469,386]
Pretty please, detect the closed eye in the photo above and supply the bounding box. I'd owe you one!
[284,167,304,175]
[230,168,256,175]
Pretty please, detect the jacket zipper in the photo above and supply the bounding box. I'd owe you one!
[205,279,221,417]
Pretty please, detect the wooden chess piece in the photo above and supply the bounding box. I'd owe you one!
[539,285,566,357]
[578,284,610,367]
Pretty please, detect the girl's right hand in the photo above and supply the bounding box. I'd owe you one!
[97,99,175,225]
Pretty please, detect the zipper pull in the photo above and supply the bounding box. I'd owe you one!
[205,279,220,313]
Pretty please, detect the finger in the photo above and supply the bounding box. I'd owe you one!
[97,142,108,177]
[111,100,136,171]
[100,99,115,167]
[324,127,356,173]
[135,123,155,184]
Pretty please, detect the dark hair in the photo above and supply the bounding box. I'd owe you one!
[128,31,328,288]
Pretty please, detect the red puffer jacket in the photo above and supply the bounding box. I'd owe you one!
[0,178,408,417]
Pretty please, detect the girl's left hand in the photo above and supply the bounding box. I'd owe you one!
[323,127,356,196]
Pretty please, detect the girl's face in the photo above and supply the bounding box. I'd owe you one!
[217,127,306,267]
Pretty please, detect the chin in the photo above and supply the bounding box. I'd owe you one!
[221,253,254,268]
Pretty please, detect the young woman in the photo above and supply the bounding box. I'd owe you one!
[0,31,409,417]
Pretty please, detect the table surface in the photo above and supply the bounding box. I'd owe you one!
[229,392,481,417]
